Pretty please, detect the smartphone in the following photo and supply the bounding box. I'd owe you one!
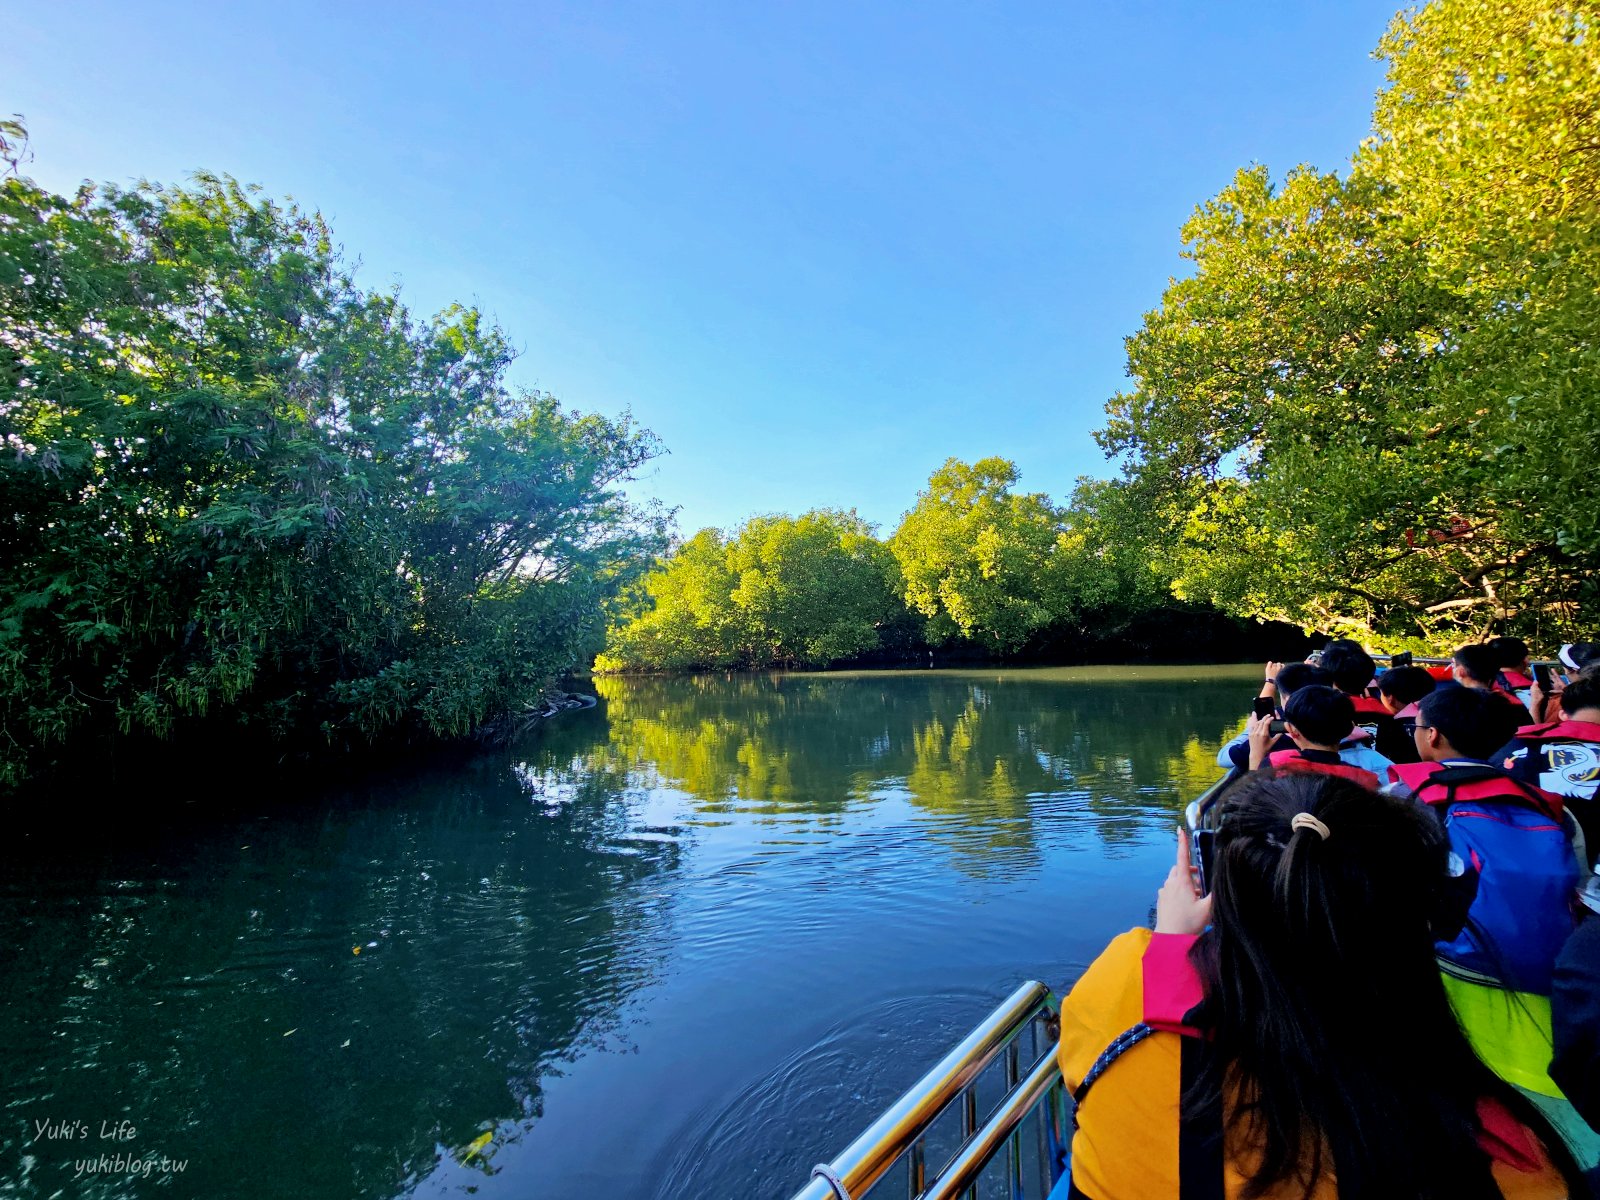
[1191,828,1216,896]
[1533,662,1555,691]
[1269,719,1288,736]
[1252,697,1277,720]
[1391,651,1414,669]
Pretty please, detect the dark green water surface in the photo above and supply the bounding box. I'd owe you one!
[0,665,1255,1199]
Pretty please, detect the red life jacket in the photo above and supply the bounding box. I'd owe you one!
[1386,761,1564,817]
[1512,718,1600,748]
[1502,669,1534,691]
[1349,694,1390,717]
[1395,700,1422,721]
[1268,749,1380,790]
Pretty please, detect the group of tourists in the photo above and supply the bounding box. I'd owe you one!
[1055,639,1600,1199]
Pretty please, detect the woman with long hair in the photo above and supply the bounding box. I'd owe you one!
[1057,773,1584,1199]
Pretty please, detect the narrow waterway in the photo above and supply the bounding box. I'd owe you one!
[0,665,1255,1199]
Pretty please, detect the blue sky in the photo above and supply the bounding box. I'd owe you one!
[11,1,1401,537]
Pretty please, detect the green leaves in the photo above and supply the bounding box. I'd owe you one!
[0,155,664,786]
[1096,0,1600,645]
[889,458,1066,651]
[598,511,903,671]
[600,458,1208,671]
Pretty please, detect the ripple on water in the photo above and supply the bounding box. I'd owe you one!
[649,986,1001,1200]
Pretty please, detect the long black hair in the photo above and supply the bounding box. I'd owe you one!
[1189,773,1580,1198]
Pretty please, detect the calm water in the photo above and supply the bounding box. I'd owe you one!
[0,665,1254,1200]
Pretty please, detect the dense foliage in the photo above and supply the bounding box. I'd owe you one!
[598,459,1241,671]
[1098,0,1600,646]
[596,510,906,670]
[0,157,664,786]
[890,457,1068,651]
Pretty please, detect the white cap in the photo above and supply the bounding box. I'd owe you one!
[1559,643,1599,673]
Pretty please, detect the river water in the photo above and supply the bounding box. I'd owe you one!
[0,665,1254,1200]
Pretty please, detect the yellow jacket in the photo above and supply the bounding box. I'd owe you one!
[1057,928,1569,1199]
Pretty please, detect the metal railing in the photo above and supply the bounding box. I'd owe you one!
[1367,653,1559,673]
[788,981,1065,1200]
[1185,772,1234,833]
[915,1047,1062,1200]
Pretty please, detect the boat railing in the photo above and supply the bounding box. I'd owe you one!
[1364,653,1559,670]
[787,980,1066,1200]
[1185,771,1235,833]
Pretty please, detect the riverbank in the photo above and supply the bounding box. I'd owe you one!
[6,687,605,815]
[597,616,1320,676]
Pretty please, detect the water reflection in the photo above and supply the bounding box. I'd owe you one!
[0,710,677,1200]
[592,667,1246,866]
[0,667,1253,1200]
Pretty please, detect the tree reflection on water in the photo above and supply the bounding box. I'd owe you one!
[591,666,1245,867]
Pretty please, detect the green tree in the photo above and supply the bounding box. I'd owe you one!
[889,458,1067,651]
[0,159,664,786]
[727,510,903,666]
[1099,164,1467,641]
[597,530,745,670]
[1051,477,1180,636]
[598,510,904,670]
[1097,0,1600,644]
[1369,0,1600,613]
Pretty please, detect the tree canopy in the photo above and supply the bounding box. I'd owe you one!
[0,160,664,786]
[596,509,904,671]
[1097,0,1600,645]
[600,459,1243,671]
[889,457,1068,652]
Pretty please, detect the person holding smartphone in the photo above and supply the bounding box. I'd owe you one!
[1246,685,1387,788]
[1214,662,1332,771]
[1055,775,1584,1199]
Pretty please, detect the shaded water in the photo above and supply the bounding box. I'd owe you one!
[0,665,1254,1199]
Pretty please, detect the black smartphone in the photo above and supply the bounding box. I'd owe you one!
[1269,719,1288,736]
[1191,828,1216,896]
[1391,651,1414,669]
[1533,662,1555,691]
[1252,697,1277,720]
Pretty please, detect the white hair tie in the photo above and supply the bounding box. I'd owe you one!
[1290,812,1331,841]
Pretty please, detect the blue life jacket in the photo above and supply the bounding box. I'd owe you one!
[1389,761,1580,995]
